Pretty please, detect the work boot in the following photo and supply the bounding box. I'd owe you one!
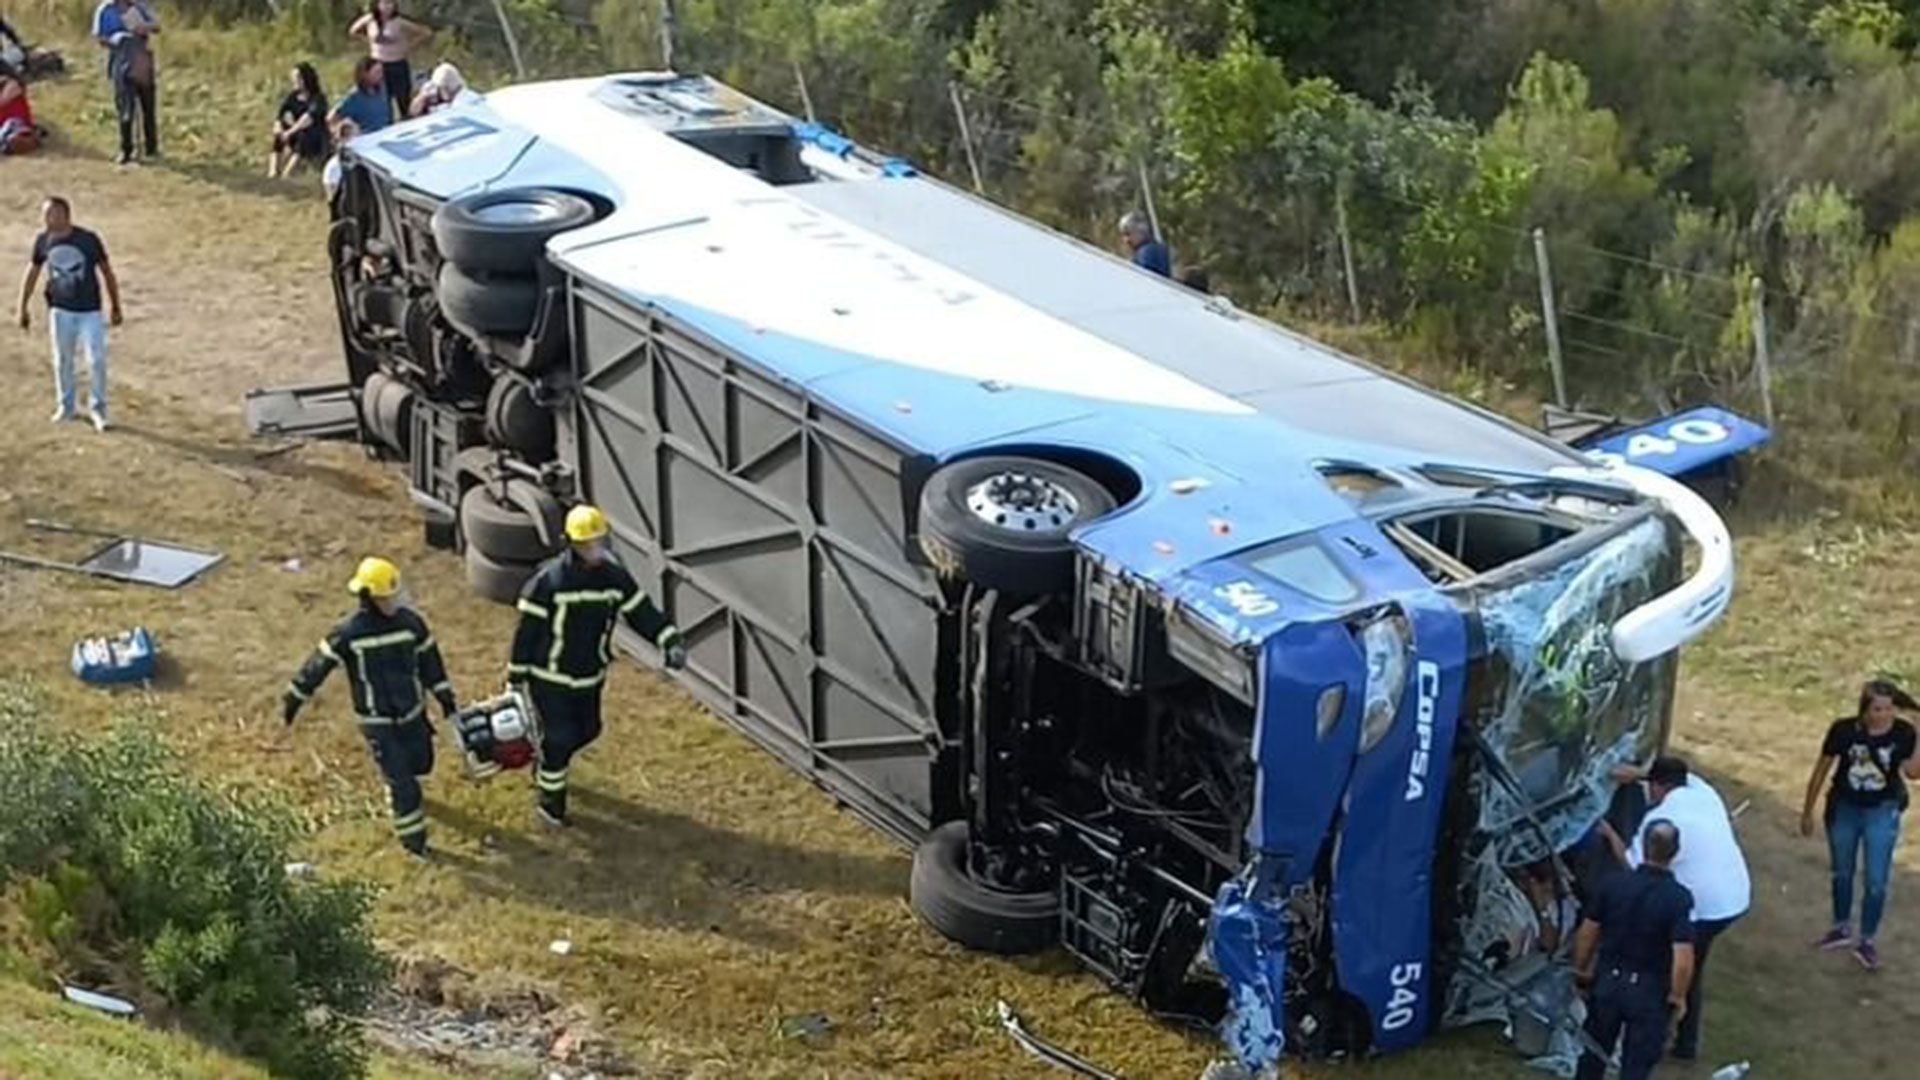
[535,801,570,829]
[400,832,429,861]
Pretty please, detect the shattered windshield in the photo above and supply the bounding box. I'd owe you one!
[1466,513,1680,866]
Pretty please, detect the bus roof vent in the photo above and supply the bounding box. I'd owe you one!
[1316,463,1401,503]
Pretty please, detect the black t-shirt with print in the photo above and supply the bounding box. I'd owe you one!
[30,227,107,313]
[1822,717,1917,809]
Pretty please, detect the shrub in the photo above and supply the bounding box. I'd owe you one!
[0,685,388,1080]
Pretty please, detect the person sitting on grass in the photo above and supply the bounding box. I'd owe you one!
[268,62,329,178]
[331,57,391,136]
[0,59,37,155]
[408,61,466,117]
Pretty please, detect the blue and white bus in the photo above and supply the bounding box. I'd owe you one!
[311,73,1734,1070]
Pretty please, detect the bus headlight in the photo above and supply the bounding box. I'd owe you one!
[1356,612,1412,754]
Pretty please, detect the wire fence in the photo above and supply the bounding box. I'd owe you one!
[423,1,1920,436]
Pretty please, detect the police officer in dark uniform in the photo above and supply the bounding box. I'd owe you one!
[284,556,458,858]
[509,504,685,827]
[1569,819,1697,1080]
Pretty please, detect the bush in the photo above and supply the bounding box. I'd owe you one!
[0,685,388,1080]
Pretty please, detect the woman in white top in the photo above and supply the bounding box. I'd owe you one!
[348,0,431,123]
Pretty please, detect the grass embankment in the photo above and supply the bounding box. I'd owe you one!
[0,975,467,1080]
[2,8,1918,1080]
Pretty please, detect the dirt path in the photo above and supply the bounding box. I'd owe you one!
[3,145,1918,1080]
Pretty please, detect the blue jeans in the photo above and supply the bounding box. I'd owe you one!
[49,308,109,419]
[1828,799,1901,939]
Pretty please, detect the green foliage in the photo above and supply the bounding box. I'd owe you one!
[0,687,388,1080]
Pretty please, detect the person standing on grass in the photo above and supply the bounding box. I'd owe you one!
[349,0,432,123]
[1119,210,1171,277]
[1570,819,1696,1080]
[1615,756,1748,1061]
[92,0,158,165]
[1803,679,1920,971]
[17,197,122,432]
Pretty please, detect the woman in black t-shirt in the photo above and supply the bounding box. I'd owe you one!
[268,62,329,178]
[1801,680,1920,971]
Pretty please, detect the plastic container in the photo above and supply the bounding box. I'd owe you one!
[70,627,157,685]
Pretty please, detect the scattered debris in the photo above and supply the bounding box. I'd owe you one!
[777,1012,833,1039]
[0,519,223,589]
[367,957,635,1076]
[284,862,317,879]
[549,939,574,956]
[62,986,137,1016]
[281,558,303,573]
[997,1000,1122,1080]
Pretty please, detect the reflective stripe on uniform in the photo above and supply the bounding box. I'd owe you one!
[392,808,427,836]
[657,625,682,649]
[534,768,569,792]
[428,680,452,695]
[526,666,606,690]
[349,630,417,653]
[548,589,624,675]
[317,638,341,661]
[618,588,649,614]
[356,703,426,727]
[517,598,550,619]
[286,681,312,702]
[415,635,437,654]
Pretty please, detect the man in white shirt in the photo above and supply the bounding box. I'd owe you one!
[1622,755,1749,1062]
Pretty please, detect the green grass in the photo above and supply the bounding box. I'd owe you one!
[3,7,1919,1080]
[0,974,467,1080]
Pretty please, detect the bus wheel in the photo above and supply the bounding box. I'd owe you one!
[464,544,539,606]
[918,456,1116,595]
[438,263,540,339]
[460,480,563,564]
[909,821,1057,955]
[431,188,594,277]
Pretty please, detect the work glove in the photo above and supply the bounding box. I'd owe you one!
[664,642,688,671]
[281,692,301,726]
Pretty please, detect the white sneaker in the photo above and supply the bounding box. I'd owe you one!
[50,407,74,424]
[88,409,109,432]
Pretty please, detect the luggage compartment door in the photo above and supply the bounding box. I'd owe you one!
[563,280,946,846]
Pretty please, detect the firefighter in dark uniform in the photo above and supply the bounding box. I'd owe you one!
[284,557,458,859]
[1570,819,1697,1080]
[509,504,686,827]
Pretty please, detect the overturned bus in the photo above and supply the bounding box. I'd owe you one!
[293,72,1734,1069]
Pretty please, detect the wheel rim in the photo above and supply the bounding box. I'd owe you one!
[964,470,1081,533]
[473,199,566,225]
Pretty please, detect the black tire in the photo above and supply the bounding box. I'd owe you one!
[917,456,1116,595]
[431,188,595,277]
[438,263,540,339]
[485,377,557,461]
[460,481,562,564]
[423,511,458,551]
[909,821,1057,955]
[465,544,539,606]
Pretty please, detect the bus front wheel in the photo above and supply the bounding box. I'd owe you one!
[909,821,1057,955]
[917,455,1115,595]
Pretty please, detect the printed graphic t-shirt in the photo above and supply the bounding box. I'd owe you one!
[1823,717,1917,809]
[31,228,108,313]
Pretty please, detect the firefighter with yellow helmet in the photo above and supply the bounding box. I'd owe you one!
[509,504,685,827]
[284,556,459,858]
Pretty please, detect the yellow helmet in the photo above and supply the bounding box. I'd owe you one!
[565,504,610,543]
[347,556,402,598]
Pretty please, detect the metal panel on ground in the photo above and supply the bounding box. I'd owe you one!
[567,279,945,845]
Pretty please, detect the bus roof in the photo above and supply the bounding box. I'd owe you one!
[356,74,1584,581]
